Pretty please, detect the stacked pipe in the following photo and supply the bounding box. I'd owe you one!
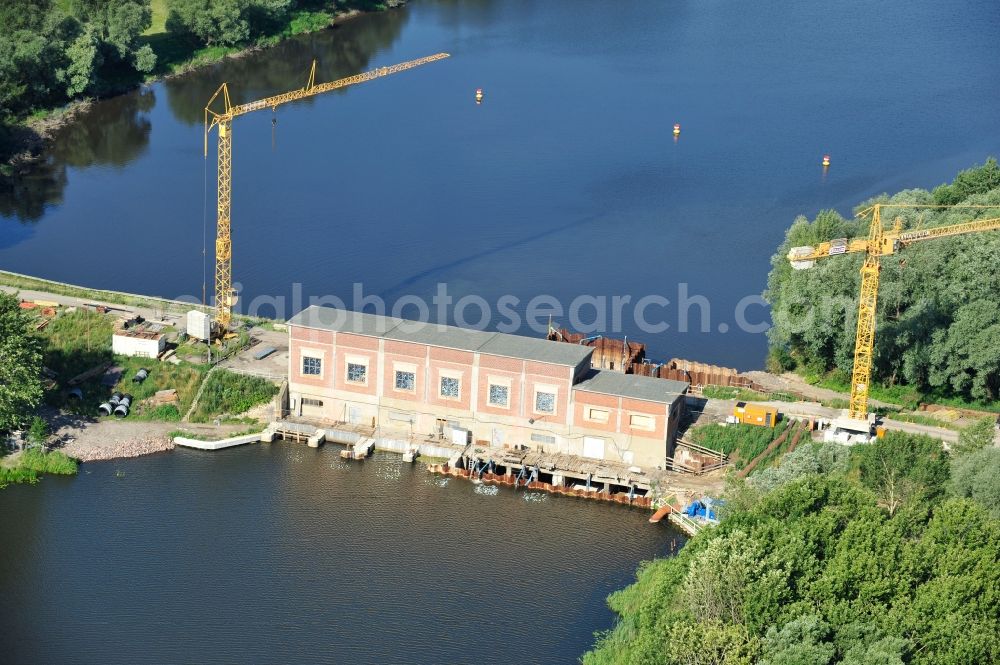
[98,392,123,416]
[114,394,133,418]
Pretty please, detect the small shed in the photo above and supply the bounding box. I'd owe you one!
[112,325,166,358]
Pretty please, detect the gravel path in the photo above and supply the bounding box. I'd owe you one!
[54,417,251,462]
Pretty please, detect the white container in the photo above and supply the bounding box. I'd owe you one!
[187,310,211,340]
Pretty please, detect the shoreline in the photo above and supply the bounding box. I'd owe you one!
[2,3,400,183]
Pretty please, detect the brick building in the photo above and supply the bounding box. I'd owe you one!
[286,306,688,470]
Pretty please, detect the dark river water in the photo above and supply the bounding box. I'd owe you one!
[2,1,999,368]
[0,446,679,664]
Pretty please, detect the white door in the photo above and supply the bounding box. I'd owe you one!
[583,437,606,460]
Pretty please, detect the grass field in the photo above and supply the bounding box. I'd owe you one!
[145,0,169,35]
[690,420,790,469]
[37,309,207,420]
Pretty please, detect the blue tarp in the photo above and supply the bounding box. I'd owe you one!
[684,497,723,522]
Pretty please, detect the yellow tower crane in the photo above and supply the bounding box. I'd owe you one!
[204,52,450,332]
[788,203,1000,423]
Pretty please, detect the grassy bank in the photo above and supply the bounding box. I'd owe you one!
[0,448,78,489]
[0,270,206,316]
[188,370,278,423]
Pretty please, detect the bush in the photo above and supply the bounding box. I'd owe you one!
[27,416,48,445]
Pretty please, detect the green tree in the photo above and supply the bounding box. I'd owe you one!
[27,415,48,446]
[760,614,835,665]
[928,300,1000,402]
[0,292,44,433]
[166,0,293,46]
[70,0,154,72]
[932,157,1000,205]
[64,31,99,97]
[954,416,996,455]
[856,432,949,515]
[949,446,1000,518]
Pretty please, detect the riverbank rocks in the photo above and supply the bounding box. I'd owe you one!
[68,436,174,463]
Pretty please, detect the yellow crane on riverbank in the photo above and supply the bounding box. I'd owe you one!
[788,203,1000,422]
[204,52,450,332]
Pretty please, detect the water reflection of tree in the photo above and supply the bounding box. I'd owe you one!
[164,11,408,127]
[0,158,67,223]
[0,88,155,223]
[51,88,155,169]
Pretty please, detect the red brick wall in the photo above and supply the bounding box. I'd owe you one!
[332,332,378,396]
[426,347,474,411]
[289,331,333,389]
[477,359,523,417]
[621,397,667,439]
[525,375,569,425]
[573,390,618,433]
[383,350,424,403]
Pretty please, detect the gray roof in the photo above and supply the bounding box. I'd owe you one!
[384,321,496,353]
[573,370,688,404]
[478,333,592,367]
[287,305,592,367]
[286,307,402,337]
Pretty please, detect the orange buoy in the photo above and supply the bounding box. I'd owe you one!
[822,154,831,167]
[673,123,681,136]
[475,88,484,103]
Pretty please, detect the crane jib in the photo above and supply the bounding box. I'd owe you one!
[203,52,450,334]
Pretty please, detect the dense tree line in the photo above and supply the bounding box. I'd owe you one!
[0,0,391,171]
[0,292,43,434]
[583,431,1000,664]
[0,0,154,120]
[765,159,1000,404]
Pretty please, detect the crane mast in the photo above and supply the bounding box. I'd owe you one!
[204,53,450,332]
[788,203,1000,421]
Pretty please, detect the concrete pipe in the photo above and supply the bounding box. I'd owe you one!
[133,368,149,384]
[113,394,133,418]
[67,387,83,401]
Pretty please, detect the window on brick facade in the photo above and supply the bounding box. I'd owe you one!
[346,362,367,384]
[395,370,415,391]
[630,414,656,431]
[488,383,509,407]
[535,390,556,414]
[586,408,609,423]
[440,376,460,398]
[302,356,322,376]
